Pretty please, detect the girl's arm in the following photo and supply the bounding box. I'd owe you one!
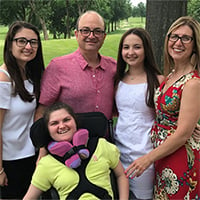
[113,160,129,200]
[23,184,43,199]
[34,104,48,164]
[0,109,8,187]
[34,104,46,121]
[126,78,200,178]
[36,147,48,165]
[0,67,11,186]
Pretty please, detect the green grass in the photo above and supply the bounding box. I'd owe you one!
[0,17,145,66]
[41,39,78,65]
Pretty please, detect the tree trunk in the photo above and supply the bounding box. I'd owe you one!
[107,22,110,33]
[39,17,48,40]
[65,0,70,39]
[53,32,57,39]
[146,0,187,75]
[111,21,114,32]
[29,0,49,41]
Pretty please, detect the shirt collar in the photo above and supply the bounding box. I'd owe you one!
[77,48,105,71]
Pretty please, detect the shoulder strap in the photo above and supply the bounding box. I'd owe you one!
[50,145,86,164]
[0,68,11,79]
[66,137,112,200]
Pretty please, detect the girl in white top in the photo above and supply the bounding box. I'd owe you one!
[0,21,44,199]
[114,28,164,200]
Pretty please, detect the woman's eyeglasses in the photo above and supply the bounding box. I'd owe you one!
[13,37,39,48]
[168,34,193,44]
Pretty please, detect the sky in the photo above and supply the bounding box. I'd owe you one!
[131,0,146,6]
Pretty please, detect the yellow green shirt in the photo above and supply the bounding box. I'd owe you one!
[31,138,120,200]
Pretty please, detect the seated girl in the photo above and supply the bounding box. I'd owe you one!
[23,102,129,200]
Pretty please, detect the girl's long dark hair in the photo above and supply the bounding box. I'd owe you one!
[3,21,45,102]
[114,28,162,108]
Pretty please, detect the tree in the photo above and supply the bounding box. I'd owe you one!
[132,2,146,19]
[146,0,187,74]
[48,0,67,39]
[0,0,135,39]
[0,0,37,25]
[0,0,52,40]
[29,0,53,40]
[138,2,146,23]
[188,0,200,22]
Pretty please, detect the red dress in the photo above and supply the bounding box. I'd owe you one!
[151,71,200,199]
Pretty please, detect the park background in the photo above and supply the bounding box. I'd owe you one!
[0,0,199,73]
[0,17,145,66]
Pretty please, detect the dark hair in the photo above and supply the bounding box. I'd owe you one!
[3,21,45,102]
[43,102,78,127]
[114,28,162,108]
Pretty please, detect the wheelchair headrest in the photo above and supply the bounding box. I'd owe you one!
[30,112,108,148]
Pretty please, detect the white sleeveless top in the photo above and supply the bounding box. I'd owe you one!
[115,81,155,199]
[0,68,36,160]
[114,81,155,165]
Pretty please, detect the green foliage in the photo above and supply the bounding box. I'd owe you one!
[132,2,146,17]
[0,0,39,26]
[0,0,134,40]
[188,0,200,22]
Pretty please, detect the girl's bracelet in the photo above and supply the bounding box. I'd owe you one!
[0,168,4,175]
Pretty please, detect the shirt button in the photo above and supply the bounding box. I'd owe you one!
[97,90,100,93]
[92,74,96,78]
[96,105,99,109]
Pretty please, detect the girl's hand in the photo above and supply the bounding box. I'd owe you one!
[193,123,200,142]
[0,170,8,186]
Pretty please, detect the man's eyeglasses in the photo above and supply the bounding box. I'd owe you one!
[78,28,105,37]
[13,37,39,48]
[168,34,193,44]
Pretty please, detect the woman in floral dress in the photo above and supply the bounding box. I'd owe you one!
[125,16,200,199]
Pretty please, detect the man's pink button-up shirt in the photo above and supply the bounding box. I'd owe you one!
[39,49,117,119]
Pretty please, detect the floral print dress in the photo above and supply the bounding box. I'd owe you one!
[151,71,200,200]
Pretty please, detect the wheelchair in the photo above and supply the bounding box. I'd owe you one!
[30,112,119,199]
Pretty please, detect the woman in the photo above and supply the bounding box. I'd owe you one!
[114,28,164,199]
[126,16,200,199]
[0,21,44,198]
[23,102,129,200]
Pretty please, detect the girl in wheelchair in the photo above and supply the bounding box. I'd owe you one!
[23,102,129,200]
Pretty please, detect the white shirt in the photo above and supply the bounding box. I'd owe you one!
[0,69,36,160]
[114,81,155,199]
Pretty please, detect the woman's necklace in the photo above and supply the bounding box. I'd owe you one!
[127,71,134,80]
[128,75,134,80]
[168,69,175,80]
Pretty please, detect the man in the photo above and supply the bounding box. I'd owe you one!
[34,11,118,199]
[35,10,116,121]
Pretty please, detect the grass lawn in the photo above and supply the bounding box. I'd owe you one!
[0,17,145,66]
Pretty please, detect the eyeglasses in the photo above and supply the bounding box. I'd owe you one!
[78,28,105,37]
[168,34,193,44]
[13,37,39,48]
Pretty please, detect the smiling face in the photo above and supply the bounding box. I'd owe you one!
[12,28,38,67]
[122,34,145,68]
[168,25,194,63]
[47,108,77,142]
[75,12,106,54]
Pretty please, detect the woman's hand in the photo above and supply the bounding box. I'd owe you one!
[125,154,153,179]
